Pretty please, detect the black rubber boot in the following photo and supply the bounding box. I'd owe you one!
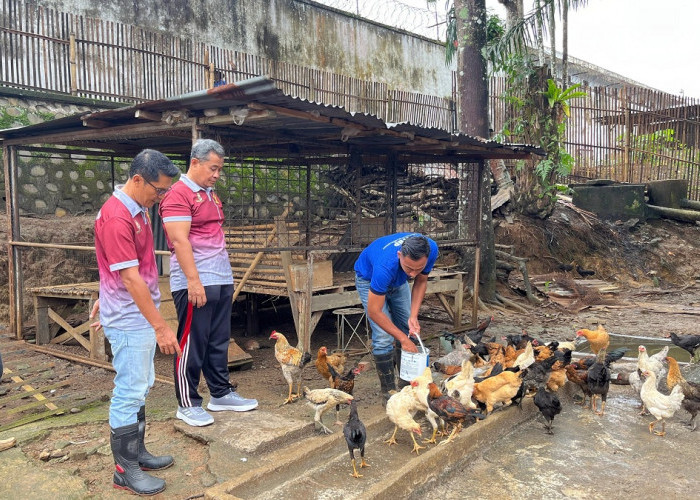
[394,341,410,389]
[137,406,174,471]
[373,352,397,404]
[110,423,166,496]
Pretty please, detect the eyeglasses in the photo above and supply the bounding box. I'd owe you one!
[143,177,171,196]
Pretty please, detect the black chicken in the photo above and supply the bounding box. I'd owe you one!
[668,332,700,359]
[343,399,368,478]
[504,330,541,349]
[534,382,562,434]
[522,355,558,393]
[571,347,628,370]
[586,348,611,415]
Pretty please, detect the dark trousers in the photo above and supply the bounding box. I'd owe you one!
[173,284,233,407]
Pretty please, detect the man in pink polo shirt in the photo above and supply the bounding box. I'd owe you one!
[160,139,257,427]
[94,149,182,495]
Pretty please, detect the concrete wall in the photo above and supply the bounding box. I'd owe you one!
[32,0,454,97]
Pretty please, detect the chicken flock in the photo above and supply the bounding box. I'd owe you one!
[269,326,700,479]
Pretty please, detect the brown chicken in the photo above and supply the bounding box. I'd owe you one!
[269,331,312,404]
[315,346,347,385]
[666,356,700,431]
[426,382,481,445]
[546,361,568,392]
[534,345,554,362]
[576,324,610,354]
[328,364,362,425]
[472,369,524,414]
[565,364,592,407]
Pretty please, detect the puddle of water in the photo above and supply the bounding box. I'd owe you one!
[574,332,692,363]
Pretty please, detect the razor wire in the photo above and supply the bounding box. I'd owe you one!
[312,0,450,41]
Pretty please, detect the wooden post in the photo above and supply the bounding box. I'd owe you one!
[623,87,631,184]
[69,32,77,95]
[4,146,23,339]
[471,247,480,328]
[209,62,215,89]
[203,49,210,89]
[454,276,464,329]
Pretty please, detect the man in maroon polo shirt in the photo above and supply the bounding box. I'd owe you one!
[94,149,181,495]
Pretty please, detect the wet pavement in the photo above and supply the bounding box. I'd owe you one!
[418,384,699,500]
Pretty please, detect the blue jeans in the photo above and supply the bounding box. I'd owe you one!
[104,326,156,428]
[355,274,411,355]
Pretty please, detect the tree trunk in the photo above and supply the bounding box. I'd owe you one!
[562,0,569,85]
[534,0,545,66]
[455,0,495,301]
[511,66,558,219]
[497,0,524,30]
[547,0,556,78]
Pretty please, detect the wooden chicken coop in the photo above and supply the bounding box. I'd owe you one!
[2,76,541,354]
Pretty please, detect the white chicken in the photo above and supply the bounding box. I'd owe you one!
[385,385,424,454]
[640,370,685,437]
[513,342,535,370]
[443,359,477,410]
[410,367,442,444]
[639,345,669,387]
[302,387,353,434]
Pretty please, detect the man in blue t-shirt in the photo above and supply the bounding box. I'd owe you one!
[354,233,439,401]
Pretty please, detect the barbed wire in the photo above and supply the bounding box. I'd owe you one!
[313,0,449,41]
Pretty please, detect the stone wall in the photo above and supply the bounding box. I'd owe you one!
[1,93,121,215]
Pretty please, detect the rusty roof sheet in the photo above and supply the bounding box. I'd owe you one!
[0,76,543,161]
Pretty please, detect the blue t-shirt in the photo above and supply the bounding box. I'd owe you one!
[354,233,439,296]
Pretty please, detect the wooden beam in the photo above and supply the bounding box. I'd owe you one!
[81,118,111,128]
[47,307,92,351]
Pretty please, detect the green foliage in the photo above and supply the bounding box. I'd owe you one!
[543,79,587,117]
[617,128,686,168]
[440,5,505,65]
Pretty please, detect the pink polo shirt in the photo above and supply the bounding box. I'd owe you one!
[95,188,160,330]
[159,175,233,292]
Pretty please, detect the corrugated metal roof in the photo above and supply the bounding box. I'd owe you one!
[0,76,543,160]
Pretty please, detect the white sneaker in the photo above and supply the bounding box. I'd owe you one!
[207,391,258,412]
[176,406,214,427]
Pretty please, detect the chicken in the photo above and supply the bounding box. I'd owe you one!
[546,361,569,393]
[472,369,524,414]
[639,370,685,437]
[269,331,312,404]
[638,345,668,387]
[504,331,541,349]
[586,348,611,415]
[409,367,441,444]
[443,359,477,410]
[315,346,347,385]
[557,341,577,352]
[576,324,610,354]
[343,400,368,478]
[385,385,424,455]
[668,332,700,360]
[328,364,362,425]
[570,347,628,370]
[460,315,493,345]
[426,382,482,445]
[302,387,353,434]
[666,356,700,431]
[565,364,592,407]
[513,342,535,370]
[534,344,554,362]
[432,341,471,372]
[521,356,558,393]
[533,382,562,435]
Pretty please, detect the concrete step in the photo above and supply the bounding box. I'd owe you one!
[205,397,539,499]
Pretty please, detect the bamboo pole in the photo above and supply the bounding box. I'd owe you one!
[24,343,174,385]
[69,31,77,94]
[8,241,170,256]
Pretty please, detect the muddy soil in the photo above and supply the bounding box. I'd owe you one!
[1,203,699,498]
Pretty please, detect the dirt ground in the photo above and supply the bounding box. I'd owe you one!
[1,202,699,497]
